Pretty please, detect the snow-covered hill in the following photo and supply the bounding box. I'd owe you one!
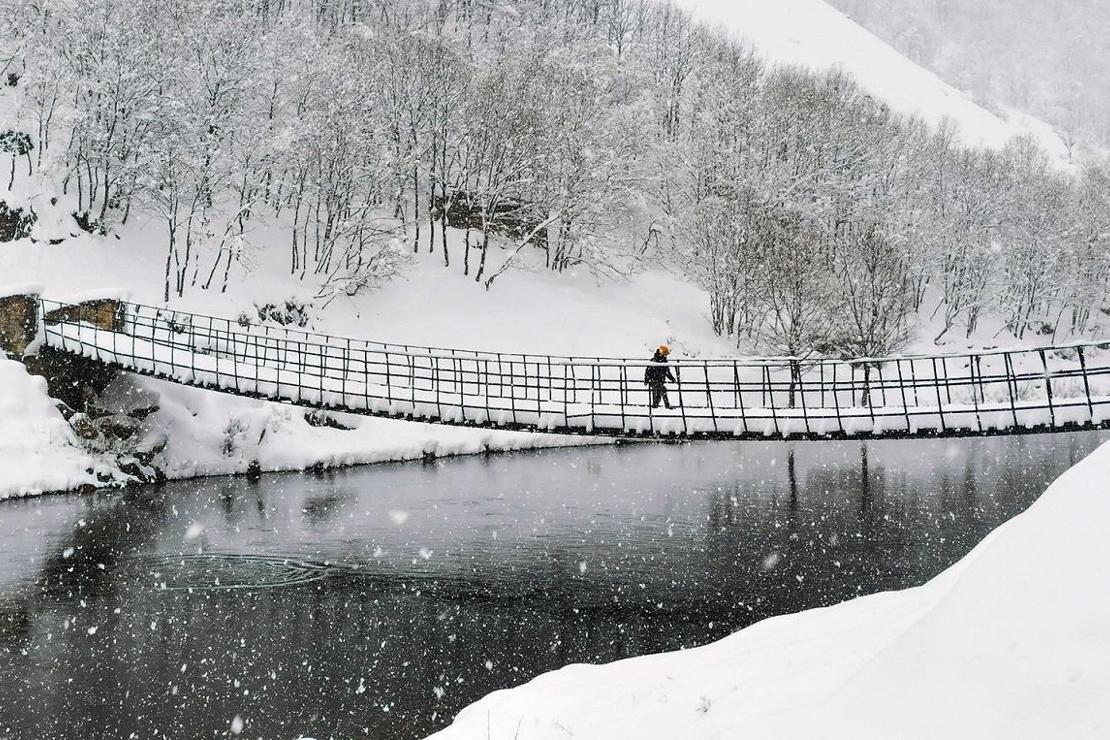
[674,0,1068,158]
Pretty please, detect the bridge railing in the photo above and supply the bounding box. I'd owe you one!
[38,298,1110,438]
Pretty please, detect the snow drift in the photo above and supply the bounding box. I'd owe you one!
[429,441,1110,739]
[0,358,116,498]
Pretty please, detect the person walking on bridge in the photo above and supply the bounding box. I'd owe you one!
[645,345,676,409]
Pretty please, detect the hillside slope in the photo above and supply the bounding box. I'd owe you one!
[674,0,1067,158]
[828,0,1110,148]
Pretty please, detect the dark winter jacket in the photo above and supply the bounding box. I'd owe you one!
[644,352,676,386]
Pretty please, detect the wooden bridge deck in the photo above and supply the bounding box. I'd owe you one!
[36,299,1110,441]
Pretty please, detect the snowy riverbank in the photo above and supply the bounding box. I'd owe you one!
[0,355,596,501]
[0,358,122,497]
[430,440,1110,739]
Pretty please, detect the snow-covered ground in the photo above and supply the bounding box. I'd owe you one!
[429,439,1110,739]
[125,375,592,483]
[674,0,1069,159]
[0,358,122,497]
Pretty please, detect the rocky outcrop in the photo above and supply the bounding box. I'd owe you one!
[43,298,124,332]
[0,293,37,356]
[21,347,119,411]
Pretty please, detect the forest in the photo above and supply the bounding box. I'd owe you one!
[2,0,1108,359]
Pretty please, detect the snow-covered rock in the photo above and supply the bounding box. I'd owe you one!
[0,358,116,498]
[429,440,1110,739]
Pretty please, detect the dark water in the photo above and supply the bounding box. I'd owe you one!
[0,432,1105,739]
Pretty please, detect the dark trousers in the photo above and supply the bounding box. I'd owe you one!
[649,384,671,409]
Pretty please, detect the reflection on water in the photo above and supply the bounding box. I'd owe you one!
[0,432,1104,739]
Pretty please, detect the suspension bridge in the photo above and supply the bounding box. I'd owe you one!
[6,295,1110,440]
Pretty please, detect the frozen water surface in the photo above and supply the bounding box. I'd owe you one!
[0,431,1105,738]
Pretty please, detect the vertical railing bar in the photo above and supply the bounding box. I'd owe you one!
[909,358,920,406]
[511,359,519,426]
[496,352,504,398]
[969,354,983,433]
[483,358,491,424]
[589,364,597,433]
[406,346,415,415]
[704,361,717,435]
[931,357,947,434]
[521,359,529,413]
[863,363,875,427]
[876,362,887,409]
[561,362,568,429]
[734,361,747,434]
[765,365,780,437]
[1004,352,1019,428]
[943,356,954,404]
[546,356,554,403]
[849,363,856,408]
[232,322,241,395]
[619,363,628,432]
[370,348,379,410]
[1039,349,1056,427]
[342,338,350,409]
[675,364,687,435]
[384,350,393,409]
[434,355,443,420]
[167,311,174,380]
[456,355,466,423]
[896,359,911,433]
[796,360,810,437]
[210,317,218,389]
[315,339,324,408]
[535,359,542,420]
[1078,346,1094,422]
[819,361,825,409]
[733,361,741,408]
[975,355,988,430]
[568,359,576,405]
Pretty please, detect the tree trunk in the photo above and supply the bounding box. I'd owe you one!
[463,226,471,276]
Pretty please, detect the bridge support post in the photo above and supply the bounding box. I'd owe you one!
[0,290,40,357]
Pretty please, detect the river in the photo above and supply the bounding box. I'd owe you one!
[0,431,1104,738]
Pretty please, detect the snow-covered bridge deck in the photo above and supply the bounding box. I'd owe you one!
[36,299,1110,441]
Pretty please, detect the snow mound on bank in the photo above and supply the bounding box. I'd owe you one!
[0,359,110,498]
[676,0,1067,158]
[135,375,594,480]
[429,441,1110,739]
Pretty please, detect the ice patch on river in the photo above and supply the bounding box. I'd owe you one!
[429,440,1110,739]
